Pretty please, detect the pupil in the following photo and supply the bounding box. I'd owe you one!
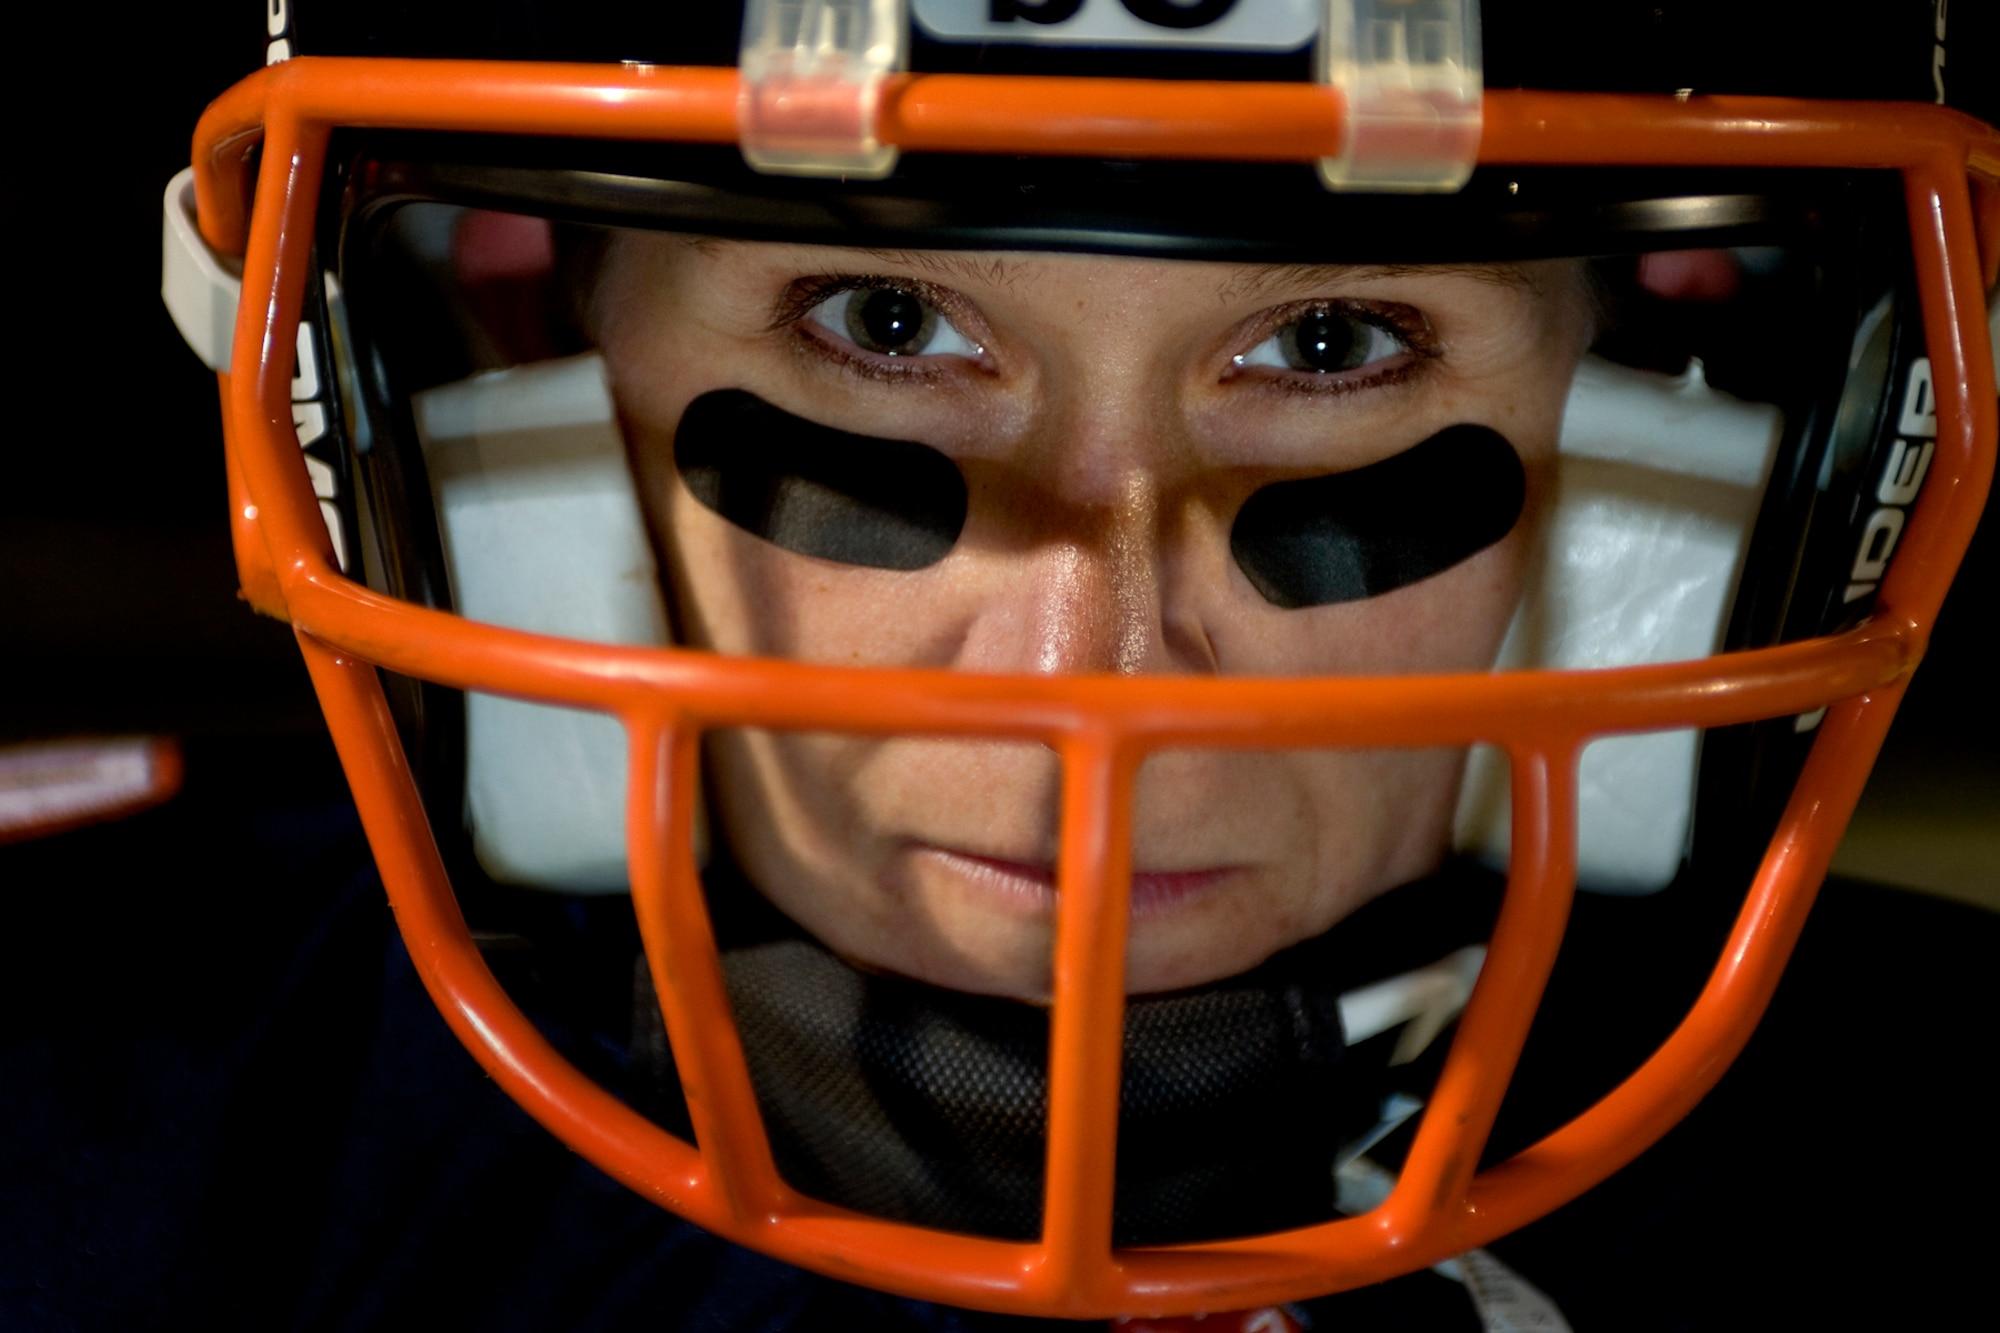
[1283,311,1362,373]
[849,288,932,355]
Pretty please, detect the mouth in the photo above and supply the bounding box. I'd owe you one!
[912,843,1242,919]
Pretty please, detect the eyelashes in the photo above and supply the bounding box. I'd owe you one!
[1225,299,1438,398]
[769,274,1438,398]
[771,275,989,384]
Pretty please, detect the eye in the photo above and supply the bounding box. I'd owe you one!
[1234,307,1411,378]
[805,285,984,360]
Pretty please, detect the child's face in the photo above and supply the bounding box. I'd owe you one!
[596,235,1597,1000]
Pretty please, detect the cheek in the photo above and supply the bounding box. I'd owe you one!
[664,484,984,665]
[1301,745,1466,921]
[1222,526,1531,680]
[701,728,903,973]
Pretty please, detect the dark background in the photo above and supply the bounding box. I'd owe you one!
[3,7,1993,906]
[6,15,319,748]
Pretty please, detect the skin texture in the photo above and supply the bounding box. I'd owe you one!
[592,236,1597,1000]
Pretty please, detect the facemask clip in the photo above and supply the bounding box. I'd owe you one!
[740,0,908,179]
[1317,0,1483,193]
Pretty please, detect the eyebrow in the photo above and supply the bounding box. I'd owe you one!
[851,247,1024,290]
[851,249,1533,302]
[739,239,1534,303]
[1214,261,1536,303]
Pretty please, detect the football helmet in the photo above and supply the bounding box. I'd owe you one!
[162,0,1998,1318]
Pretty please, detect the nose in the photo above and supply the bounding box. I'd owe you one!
[1022,499,1164,677]
[955,410,1220,678]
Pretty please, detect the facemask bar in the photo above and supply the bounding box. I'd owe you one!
[191,59,1997,1318]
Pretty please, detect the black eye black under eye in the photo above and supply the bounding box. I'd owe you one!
[674,389,967,571]
[847,287,937,356]
[1231,425,1527,608]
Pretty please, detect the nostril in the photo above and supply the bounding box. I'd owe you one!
[1162,613,1221,675]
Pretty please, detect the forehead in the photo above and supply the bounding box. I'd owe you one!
[603,232,1563,311]
[772,246,1539,294]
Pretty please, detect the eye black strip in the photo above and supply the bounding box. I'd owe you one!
[1230,425,1526,609]
[675,389,968,571]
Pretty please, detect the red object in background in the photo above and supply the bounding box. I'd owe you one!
[0,737,183,844]
[1637,249,1745,302]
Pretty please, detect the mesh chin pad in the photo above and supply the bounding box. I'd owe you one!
[626,872,1496,1245]
[418,352,1780,896]
[703,928,1356,1244]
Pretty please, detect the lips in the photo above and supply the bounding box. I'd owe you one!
[913,844,1240,918]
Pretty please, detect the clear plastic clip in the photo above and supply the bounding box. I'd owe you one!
[740,0,907,179]
[1317,0,1483,193]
